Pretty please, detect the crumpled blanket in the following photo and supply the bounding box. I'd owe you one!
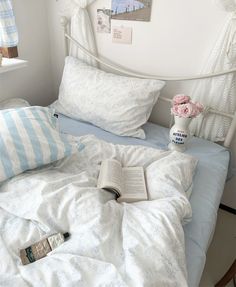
[0,135,197,287]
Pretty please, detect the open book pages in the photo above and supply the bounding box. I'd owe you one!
[97,159,148,203]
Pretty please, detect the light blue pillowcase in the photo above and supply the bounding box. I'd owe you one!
[0,106,84,183]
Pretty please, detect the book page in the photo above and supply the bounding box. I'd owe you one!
[118,167,148,203]
[97,159,123,196]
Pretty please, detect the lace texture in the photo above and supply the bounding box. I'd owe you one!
[190,0,236,141]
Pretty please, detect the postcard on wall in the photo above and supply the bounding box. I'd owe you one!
[112,26,132,45]
[111,0,152,22]
[97,9,112,33]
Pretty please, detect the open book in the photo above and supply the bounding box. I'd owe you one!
[97,159,148,203]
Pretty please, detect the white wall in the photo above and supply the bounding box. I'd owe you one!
[0,0,54,106]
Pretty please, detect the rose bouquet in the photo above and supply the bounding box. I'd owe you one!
[168,95,204,152]
[171,94,204,118]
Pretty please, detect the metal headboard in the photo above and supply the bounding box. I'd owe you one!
[60,16,236,148]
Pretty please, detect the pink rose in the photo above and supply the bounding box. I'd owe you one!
[176,103,193,118]
[171,105,179,116]
[173,94,191,105]
[190,102,204,117]
[195,102,204,113]
[171,95,204,118]
[190,104,199,117]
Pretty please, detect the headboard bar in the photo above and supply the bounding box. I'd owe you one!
[224,111,236,147]
[64,31,236,82]
[60,16,236,147]
[60,16,69,57]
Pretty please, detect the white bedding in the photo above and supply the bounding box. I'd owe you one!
[0,135,197,287]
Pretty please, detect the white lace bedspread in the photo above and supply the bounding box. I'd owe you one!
[0,135,197,287]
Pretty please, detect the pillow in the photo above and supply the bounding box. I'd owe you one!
[54,56,165,139]
[0,106,83,183]
[0,98,30,110]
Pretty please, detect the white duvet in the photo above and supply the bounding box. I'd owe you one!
[0,135,197,287]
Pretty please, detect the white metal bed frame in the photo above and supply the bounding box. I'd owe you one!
[60,16,236,148]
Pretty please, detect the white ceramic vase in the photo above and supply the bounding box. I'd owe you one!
[168,116,192,152]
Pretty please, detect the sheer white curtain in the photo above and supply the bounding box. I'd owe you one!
[59,0,97,66]
[0,0,18,47]
[190,0,236,141]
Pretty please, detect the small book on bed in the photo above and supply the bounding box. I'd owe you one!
[97,159,148,203]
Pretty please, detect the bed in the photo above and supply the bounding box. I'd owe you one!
[58,114,230,287]
[55,28,233,287]
[0,15,235,287]
[0,108,230,287]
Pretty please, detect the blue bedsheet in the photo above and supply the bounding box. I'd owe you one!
[58,115,230,287]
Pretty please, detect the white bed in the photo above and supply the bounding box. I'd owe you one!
[0,13,235,286]
[58,114,230,287]
[0,112,229,286]
[0,94,232,287]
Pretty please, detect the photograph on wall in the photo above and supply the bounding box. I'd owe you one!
[111,0,152,22]
[112,26,132,44]
[97,9,112,33]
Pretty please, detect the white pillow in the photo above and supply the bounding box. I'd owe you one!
[0,98,30,109]
[55,57,165,139]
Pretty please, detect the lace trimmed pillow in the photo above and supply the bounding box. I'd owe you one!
[0,106,84,183]
[54,56,165,139]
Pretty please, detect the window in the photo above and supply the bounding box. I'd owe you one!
[0,0,18,58]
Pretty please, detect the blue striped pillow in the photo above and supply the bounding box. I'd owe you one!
[0,106,84,183]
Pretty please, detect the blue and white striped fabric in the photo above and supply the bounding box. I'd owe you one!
[0,106,83,183]
[0,0,18,47]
